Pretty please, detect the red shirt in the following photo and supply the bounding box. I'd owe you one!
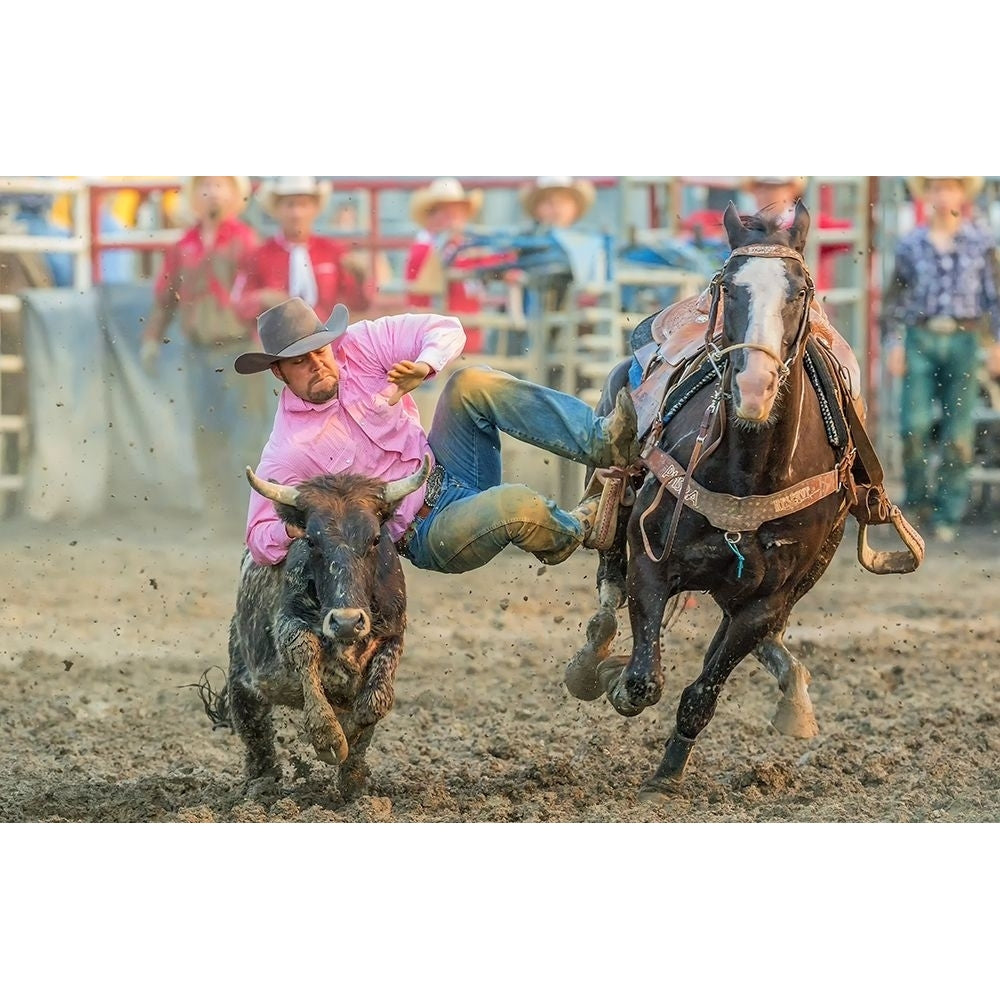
[231,234,370,326]
[154,217,259,341]
[405,233,487,352]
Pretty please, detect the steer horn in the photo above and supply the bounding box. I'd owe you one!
[245,467,302,508]
[383,455,432,506]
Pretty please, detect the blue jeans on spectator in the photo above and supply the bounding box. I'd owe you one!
[404,365,619,573]
[899,325,980,529]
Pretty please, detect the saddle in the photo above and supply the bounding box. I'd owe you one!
[588,291,923,575]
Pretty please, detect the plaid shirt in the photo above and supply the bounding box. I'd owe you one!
[885,222,1000,339]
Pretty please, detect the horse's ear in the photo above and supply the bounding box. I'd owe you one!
[723,201,747,248]
[787,200,811,253]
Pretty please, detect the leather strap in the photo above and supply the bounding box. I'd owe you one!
[643,445,842,533]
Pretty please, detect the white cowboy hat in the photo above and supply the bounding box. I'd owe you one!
[179,176,252,223]
[520,176,596,221]
[257,176,332,217]
[905,176,984,201]
[409,178,483,227]
[742,176,808,197]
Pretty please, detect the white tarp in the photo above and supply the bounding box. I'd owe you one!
[20,285,203,522]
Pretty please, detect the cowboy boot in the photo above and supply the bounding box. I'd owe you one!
[602,388,640,468]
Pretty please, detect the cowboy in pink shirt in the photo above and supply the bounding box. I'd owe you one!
[236,298,640,574]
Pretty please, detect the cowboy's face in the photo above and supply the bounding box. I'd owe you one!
[533,190,579,227]
[427,201,472,234]
[194,176,241,221]
[271,345,340,403]
[926,179,967,218]
[275,194,321,241]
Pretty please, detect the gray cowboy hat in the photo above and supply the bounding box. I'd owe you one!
[234,298,350,375]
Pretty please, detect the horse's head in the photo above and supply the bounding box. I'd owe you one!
[716,202,814,424]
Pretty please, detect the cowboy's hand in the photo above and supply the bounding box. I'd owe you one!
[386,361,431,405]
[987,341,1000,379]
[140,338,160,376]
[285,522,306,540]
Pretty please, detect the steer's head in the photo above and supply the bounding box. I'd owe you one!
[246,457,430,643]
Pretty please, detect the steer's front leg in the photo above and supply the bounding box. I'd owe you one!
[354,636,403,727]
[283,627,350,765]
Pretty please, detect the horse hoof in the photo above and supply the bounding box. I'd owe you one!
[564,650,605,701]
[770,701,820,739]
[638,776,684,801]
[565,610,620,701]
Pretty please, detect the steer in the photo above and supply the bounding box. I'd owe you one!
[210,457,430,800]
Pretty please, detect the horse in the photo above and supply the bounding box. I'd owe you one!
[565,202,923,800]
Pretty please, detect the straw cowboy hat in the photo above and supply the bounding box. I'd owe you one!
[257,176,333,217]
[234,298,349,375]
[742,176,808,197]
[905,176,984,201]
[520,176,596,221]
[180,176,252,222]
[409,178,483,227]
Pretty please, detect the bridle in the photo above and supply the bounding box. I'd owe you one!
[702,243,816,382]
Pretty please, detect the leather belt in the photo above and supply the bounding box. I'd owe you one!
[924,316,980,335]
[396,463,445,556]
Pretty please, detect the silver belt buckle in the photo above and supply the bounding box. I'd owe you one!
[424,464,445,508]
[926,316,958,335]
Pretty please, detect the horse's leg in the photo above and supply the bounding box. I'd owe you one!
[602,548,677,717]
[641,599,785,798]
[754,630,819,739]
[754,517,847,737]
[564,512,629,701]
[565,358,633,702]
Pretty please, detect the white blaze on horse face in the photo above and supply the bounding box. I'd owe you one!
[732,257,788,421]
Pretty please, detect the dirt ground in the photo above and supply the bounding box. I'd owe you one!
[2,498,998,825]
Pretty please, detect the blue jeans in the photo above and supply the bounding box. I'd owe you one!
[899,325,980,527]
[404,365,619,574]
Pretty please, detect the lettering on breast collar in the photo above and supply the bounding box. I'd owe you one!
[774,485,817,511]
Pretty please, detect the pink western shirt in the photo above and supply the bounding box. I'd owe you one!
[246,312,466,566]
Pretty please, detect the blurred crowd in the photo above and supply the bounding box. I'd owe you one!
[2,174,1000,536]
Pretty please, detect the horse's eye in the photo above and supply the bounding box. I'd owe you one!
[371,535,380,550]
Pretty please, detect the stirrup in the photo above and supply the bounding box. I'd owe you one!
[580,468,629,551]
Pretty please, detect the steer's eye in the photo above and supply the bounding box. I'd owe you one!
[370,535,380,550]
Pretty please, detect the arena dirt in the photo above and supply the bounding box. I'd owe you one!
[2,507,998,823]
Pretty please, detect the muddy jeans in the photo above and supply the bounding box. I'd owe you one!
[403,365,620,574]
[899,325,980,527]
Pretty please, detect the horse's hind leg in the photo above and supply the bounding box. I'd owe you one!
[753,519,846,737]
[755,631,819,738]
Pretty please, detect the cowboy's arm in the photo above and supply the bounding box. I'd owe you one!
[359,312,466,386]
[246,460,304,566]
